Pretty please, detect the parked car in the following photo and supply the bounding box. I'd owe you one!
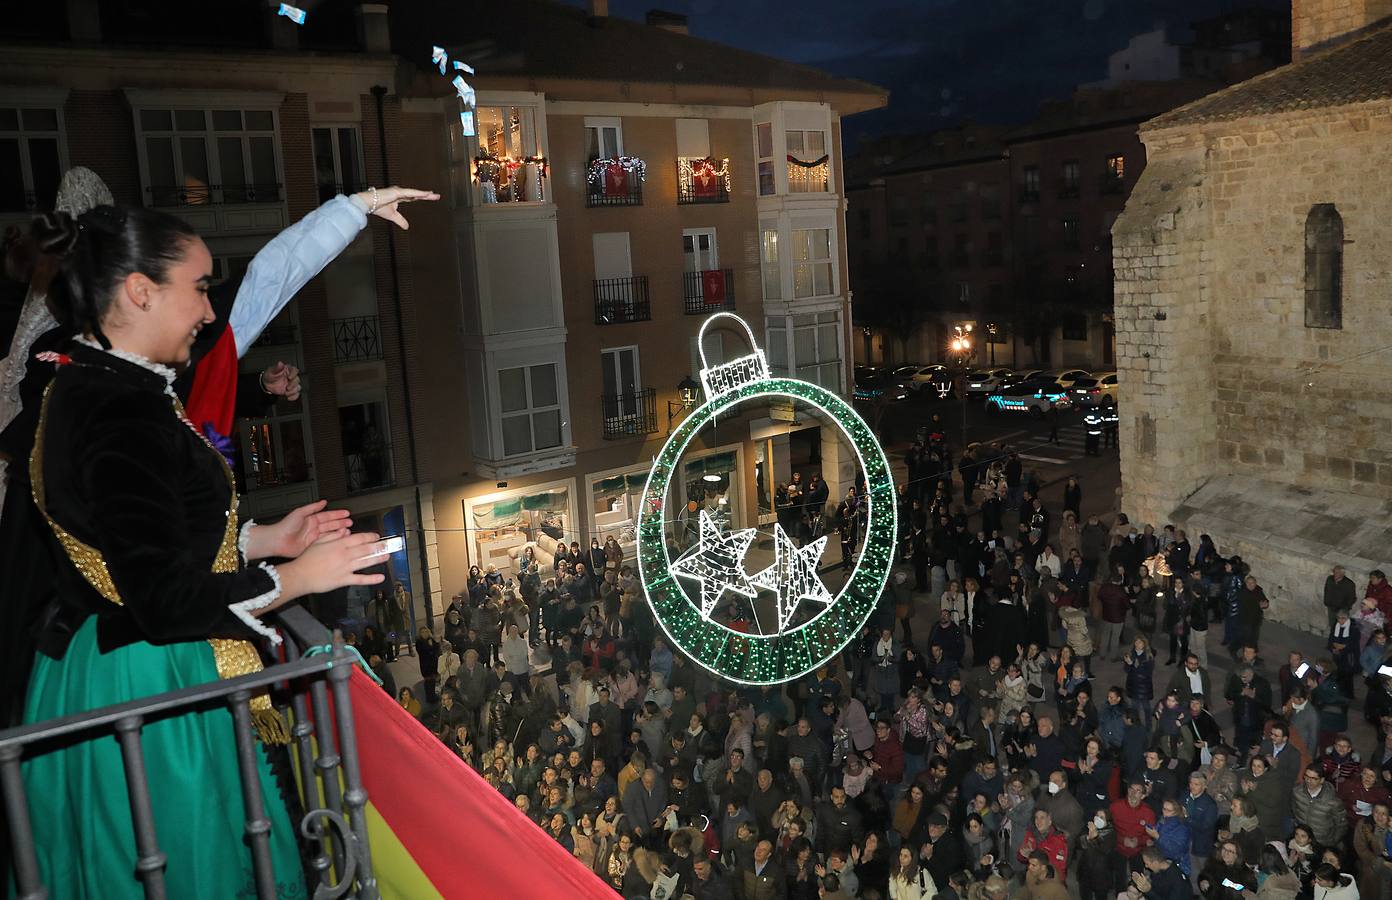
[998,368,1047,389]
[1070,371,1119,406]
[984,381,1073,417]
[963,368,1015,397]
[854,366,908,402]
[1042,368,1092,389]
[891,364,951,395]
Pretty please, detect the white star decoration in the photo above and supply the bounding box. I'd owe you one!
[671,511,758,618]
[750,524,834,633]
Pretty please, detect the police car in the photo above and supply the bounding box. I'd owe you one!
[984,381,1072,417]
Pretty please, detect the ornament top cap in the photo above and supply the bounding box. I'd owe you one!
[697,312,770,402]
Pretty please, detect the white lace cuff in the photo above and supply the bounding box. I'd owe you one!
[230,562,283,646]
[238,519,257,563]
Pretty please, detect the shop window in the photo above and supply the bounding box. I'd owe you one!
[591,470,646,560]
[469,485,570,575]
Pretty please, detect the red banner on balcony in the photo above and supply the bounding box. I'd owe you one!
[701,269,727,306]
[692,159,719,199]
[603,162,628,196]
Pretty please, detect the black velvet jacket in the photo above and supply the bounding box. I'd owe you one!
[31,343,275,657]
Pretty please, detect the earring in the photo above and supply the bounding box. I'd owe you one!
[141,303,150,311]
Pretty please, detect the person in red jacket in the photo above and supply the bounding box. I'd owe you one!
[1016,807,1069,878]
[1099,574,1131,661]
[1338,764,1390,822]
[868,719,905,808]
[1368,570,1392,620]
[1110,780,1157,884]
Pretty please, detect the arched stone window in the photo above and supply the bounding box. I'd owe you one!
[1305,203,1343,329]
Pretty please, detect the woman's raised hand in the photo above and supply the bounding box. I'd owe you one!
[354,186,440,230]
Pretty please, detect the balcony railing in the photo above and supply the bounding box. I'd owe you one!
[332,316,383,363]
[594,276,651,324]
[1100,173,1125,195]
[587,158,646,207]
[1018,186,1040,203]
[146,183,283,207]
[602,388,657,439]
[682,268,736,314]
[677,157,731,204]
[0,607,377,899]
[1057,183,1081,200]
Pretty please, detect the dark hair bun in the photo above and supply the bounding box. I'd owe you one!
[30,210,80,258]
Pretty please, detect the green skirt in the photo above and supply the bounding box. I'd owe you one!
[21,618,307,899]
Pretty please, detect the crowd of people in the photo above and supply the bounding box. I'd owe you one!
[384,424,1392,900]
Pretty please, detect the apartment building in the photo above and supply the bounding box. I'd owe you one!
[0,0,885,627]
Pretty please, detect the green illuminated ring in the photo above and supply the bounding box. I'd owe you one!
[637,377,897,686]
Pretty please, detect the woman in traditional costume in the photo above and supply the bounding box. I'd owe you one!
[17,198,426,896]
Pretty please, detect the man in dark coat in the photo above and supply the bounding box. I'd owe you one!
[1324,565,1357,634]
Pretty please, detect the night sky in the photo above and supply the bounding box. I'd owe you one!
[564,0,1288,147]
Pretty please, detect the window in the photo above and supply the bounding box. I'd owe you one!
[1022,165,1041,201]
[921,235,938,270]
[1061,216,1080,250]
[601,346,642,420]
[1062,315,1088,341]
[755,122,774,196]
[761,227,781,300]
[477,106,544,203]
[339,400,392,492]
[1305,203,1343,329]
[958,283,971,305]
[0,107,63,213]
[786,129,828,193]
[953,233,970,268]
[792,227,833,298]
[794,312,842,392]
[985,232,1003,266]
[499,363,562,456]
[239,391,311,492]
[1061,160,1080,197]
[1104,154,1126,193]
[920,192,937,225]
[585,117,622,161]
[312,126,364,203]
[138,107,280,206]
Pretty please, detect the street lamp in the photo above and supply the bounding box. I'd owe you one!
[949,324,976,446]
[667,375,701,429]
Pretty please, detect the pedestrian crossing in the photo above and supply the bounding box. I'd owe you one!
[1015,424,1113,465]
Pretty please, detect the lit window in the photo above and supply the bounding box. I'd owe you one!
[792,228,833,299]
[475,106,545,203]
[786,130,828,193]
[761,227,781,300]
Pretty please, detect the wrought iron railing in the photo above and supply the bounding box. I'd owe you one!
[332,316,383,363]
[0,606,378,899]
[601,388,657,439]
[677,182,729,204]
[247,465,314,491]
[344,451,393,493]
[145,183,283,207]
[585,183,643,207]
[682,269,736,314]
[593,276,650,324]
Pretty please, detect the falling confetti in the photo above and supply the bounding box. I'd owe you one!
[453,61,475,75]
[460,110,476,137]
[431,46,449,76]
[452,74,476,109]
[277,3,306,25]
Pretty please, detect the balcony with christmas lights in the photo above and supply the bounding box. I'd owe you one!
[682,269,736,315]
[786,154,829,193]
[594,275,651,324]
[472,151,549,204]
[676,157,730,204]
[586,157,646,207]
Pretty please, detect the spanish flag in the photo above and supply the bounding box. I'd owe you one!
[346,671,615,898]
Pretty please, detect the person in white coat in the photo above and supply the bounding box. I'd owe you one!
[887,846,937,900]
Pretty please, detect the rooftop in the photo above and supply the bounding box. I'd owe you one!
[1148,18,1392,129]
[1003,79,1224,142]
[392,0,888,111]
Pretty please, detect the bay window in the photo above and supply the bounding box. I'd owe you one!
[792,227,833,299]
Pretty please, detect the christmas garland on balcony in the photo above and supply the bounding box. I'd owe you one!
[680,157,731,192]
[587,156,647,186]
[473,151,550,182]
[786,154,829,168]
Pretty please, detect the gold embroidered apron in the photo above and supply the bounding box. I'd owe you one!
[30,383,289,744]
